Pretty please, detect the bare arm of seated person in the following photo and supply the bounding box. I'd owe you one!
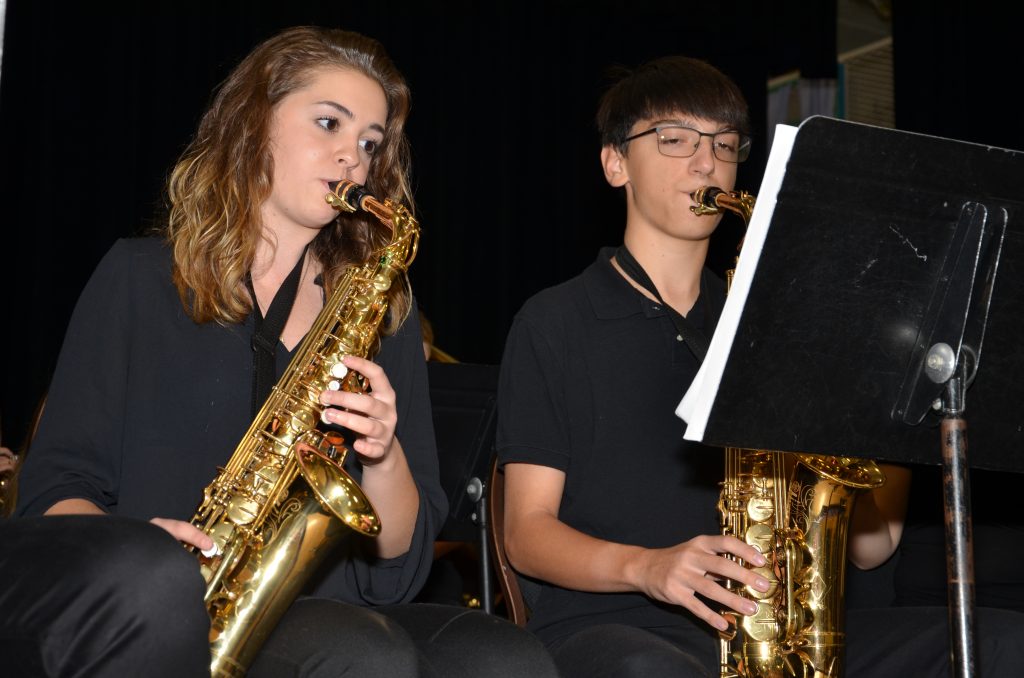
[503,461,772,632]
[44,498,216,552]
[847,462,912,570]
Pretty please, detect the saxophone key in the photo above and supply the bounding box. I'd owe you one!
[746,496,774,523]
[744,523,775,552]
[746,565,779,600]
[289,409,316,433]
[226,495,261,525]
[741,600,781,642]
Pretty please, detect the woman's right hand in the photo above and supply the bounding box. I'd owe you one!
[629,534,771,632]
[43,500,214,553]
[150,517,215,553]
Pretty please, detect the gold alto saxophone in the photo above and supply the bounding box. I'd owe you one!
[691,187,885,678]
[190,180,420,677]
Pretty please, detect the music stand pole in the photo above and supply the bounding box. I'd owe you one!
[939,369,976,678]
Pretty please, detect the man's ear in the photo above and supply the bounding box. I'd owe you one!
[600,145,629,188]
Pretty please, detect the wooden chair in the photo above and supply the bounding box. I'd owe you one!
[486,457,529,626]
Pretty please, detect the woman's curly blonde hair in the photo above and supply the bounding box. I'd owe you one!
[166,26,414,333]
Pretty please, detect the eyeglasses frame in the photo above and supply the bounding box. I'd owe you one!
[623,124,751,163]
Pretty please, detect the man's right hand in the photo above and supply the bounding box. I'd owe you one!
[504,462,773,632]
[628,534,771,631]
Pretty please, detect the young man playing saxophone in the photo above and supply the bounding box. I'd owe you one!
[494,55,999,677]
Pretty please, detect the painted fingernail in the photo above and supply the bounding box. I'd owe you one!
[716,618,729,631]
[745,602,758,615]
[753,554,767,566]
[755,578,770,590]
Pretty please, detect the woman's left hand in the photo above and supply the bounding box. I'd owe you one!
[319,356,419,558]
[319,355,398,464]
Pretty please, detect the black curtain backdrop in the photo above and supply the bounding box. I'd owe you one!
[0,0,1014,451]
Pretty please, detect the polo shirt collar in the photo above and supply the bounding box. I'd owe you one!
[583,246,659,320]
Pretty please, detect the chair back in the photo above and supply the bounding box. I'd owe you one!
[487,457,529,626]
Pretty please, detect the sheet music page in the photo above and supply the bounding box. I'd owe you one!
[677,124,798,441]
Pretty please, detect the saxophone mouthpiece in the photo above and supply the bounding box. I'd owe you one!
[326,180,372,213]
[690,186,726,216]
[690,186,756,224]
[326,180,401,228]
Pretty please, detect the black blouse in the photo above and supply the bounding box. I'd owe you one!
[16,237,446,606]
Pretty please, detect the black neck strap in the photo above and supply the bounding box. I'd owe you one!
[245,245,309,417]
[614,244,711,363]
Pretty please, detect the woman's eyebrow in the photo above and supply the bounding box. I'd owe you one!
[316,100,385,134]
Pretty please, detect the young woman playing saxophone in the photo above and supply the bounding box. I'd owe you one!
[0,25,556,678]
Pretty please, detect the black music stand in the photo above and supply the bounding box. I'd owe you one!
[427,361,500,614]
[678,116,1023,678]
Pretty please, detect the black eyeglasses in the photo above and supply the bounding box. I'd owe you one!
[624,124,752,163]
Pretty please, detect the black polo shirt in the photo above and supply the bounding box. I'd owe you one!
[496,247,727,645]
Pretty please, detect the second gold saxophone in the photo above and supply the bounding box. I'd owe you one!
[190,180,420,677]
[691,187,885,678]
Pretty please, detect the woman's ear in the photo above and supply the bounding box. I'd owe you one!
[600,145,629,188]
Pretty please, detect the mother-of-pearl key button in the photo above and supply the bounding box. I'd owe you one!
[330,362,348,382]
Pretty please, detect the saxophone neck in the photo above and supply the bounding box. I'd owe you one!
[324,180,420,270]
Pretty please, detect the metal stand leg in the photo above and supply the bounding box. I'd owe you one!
[941,374,976,678]
[467,476,494,615]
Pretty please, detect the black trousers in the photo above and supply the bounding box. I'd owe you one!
[0,516,558,678]
[253,600,559,678]
[546,607,1024,678]
[0,515,210,677]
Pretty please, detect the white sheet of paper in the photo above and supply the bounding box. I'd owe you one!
[677,124,798,441]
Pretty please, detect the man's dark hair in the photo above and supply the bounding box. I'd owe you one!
[596,56,751,151]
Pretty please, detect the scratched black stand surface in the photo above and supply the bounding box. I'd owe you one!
[705,117,1022,472]
[697,116,1024,678]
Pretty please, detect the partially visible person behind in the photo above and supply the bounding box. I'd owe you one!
[495,54,1022,678]
[0,443,17,518]
[0,25,556,678]
[0,399,45,519]
[0,446,15,476]
[420,310,458,363]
